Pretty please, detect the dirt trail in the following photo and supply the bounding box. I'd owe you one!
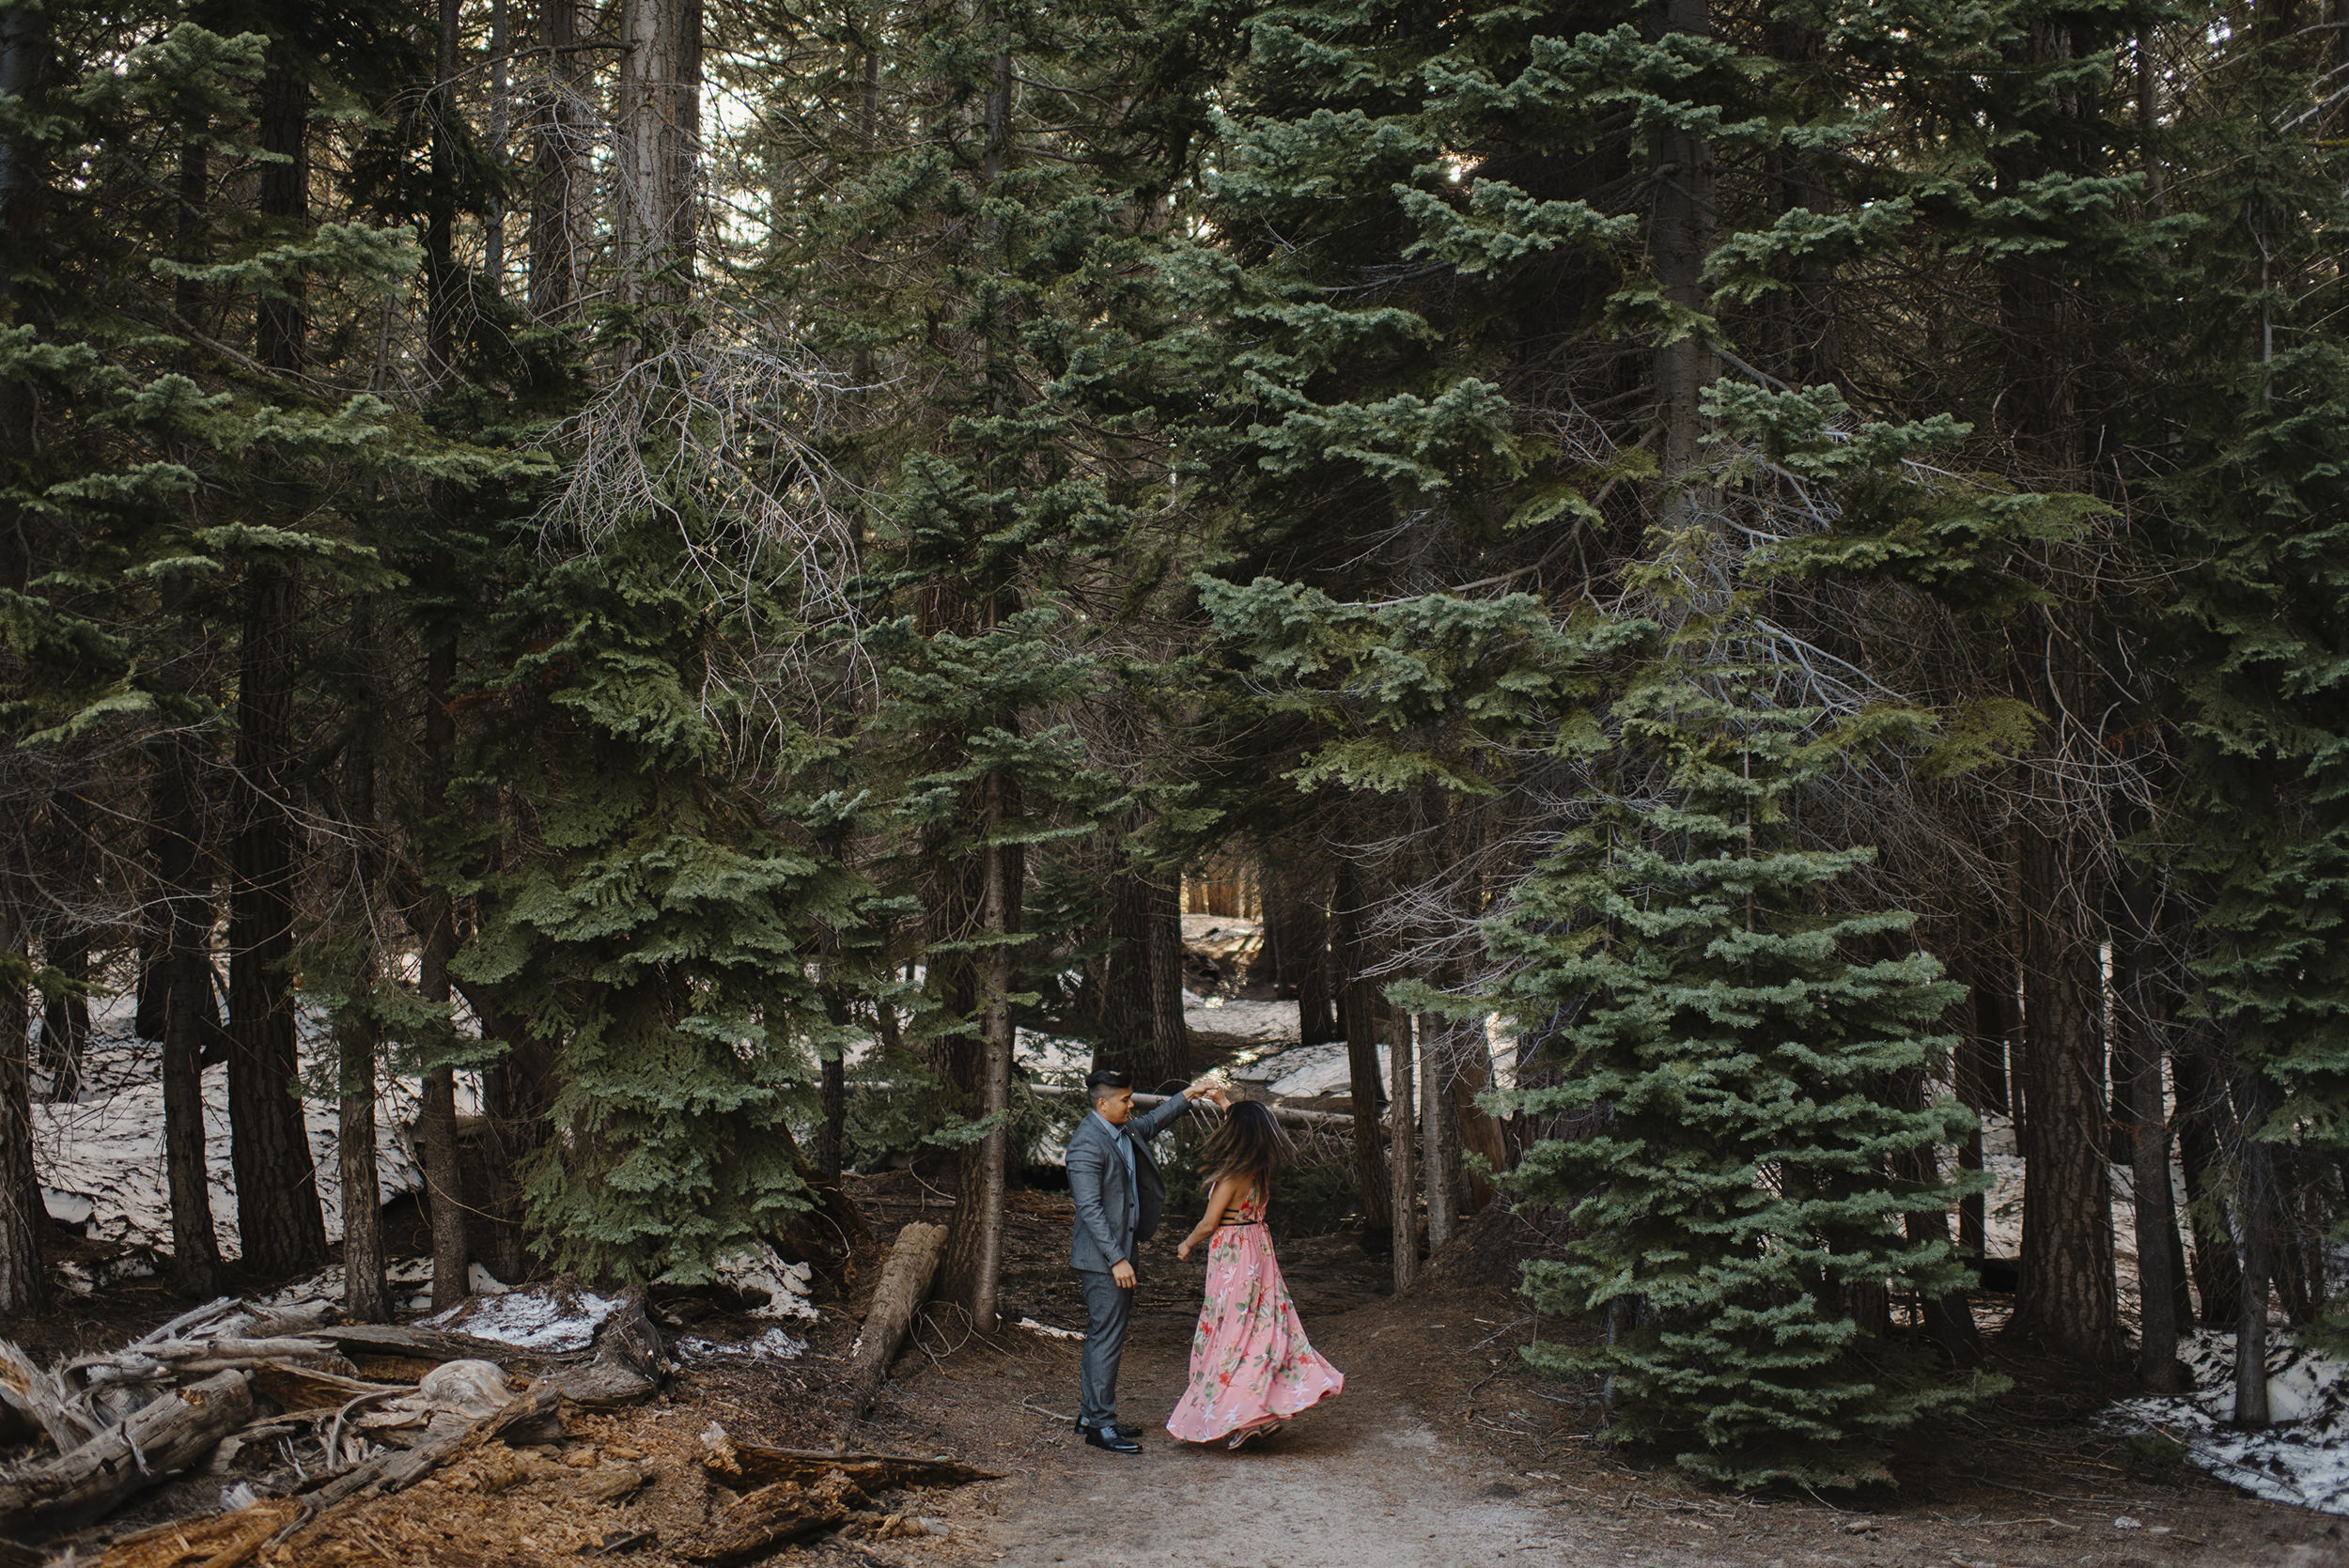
[863,1223,1593,1568]
[972,1305,1564,1568]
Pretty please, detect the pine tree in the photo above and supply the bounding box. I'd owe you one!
[1490,666,1992,1488]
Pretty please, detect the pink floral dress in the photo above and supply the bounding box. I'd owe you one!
[1164,1184,1345,1443]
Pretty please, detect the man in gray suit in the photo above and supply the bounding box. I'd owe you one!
[1067,1066,1226,1453]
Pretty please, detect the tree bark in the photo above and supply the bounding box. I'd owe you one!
[428,0,462,376]
[1649,0,1717,526]
[2011,820,2119,1360]
[1330,863,1390,1237]
[338,668,388,1324]
[418,634,469,1309]
[0,923,42,1316]
[847,1222,948,1417]
[1418,1012,1464,1252]
[152,688,223,1296]
[225,562,326,1280]
[1095,869,1154,1077]
[0,1370,254,1534]
[483,0,510,288]
[614,0,702,315]
[1142,874,1190,1090]
[1388,1010,1418,1289]
[2232,1069,2279,1428]
[963,774,1014,1332]
[2171,1038,2242,1327]
[2117,876,2180,1390]
[253,39,307,373]
[529,0,589,321]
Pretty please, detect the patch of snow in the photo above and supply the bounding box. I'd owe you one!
[427,1282,620,1352]
[709,1246,818,1322]
[259,1256,434,1312]
[30,992,481,1263]
[1183,989,1295,1045]
[1014,1029,1095,1081]
[677,1327,807,1362]
[2105,1328,2349,1514]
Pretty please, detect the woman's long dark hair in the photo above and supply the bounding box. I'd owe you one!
[1201,1098,1293,1190]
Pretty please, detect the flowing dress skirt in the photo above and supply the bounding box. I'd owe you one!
[1165,1206,1344,1443]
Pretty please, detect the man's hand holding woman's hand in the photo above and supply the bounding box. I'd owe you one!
[1185,1076,1231,1110]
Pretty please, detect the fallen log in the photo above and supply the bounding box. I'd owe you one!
[0,1338,100,1454]
[0,1370,254,1534]
[720,1443,999,1491]
[689,1469,866,1565]
[243,1361,408,1413]
[846,1221,946,1419]
[297,1378,567,1516]
[301,1323,532,1366]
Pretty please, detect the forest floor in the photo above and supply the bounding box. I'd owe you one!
[18,1176,2349,1568]
[829,1181,2349,1568]
[18,992,2349,1568]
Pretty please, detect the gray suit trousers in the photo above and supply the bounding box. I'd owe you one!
[1077,1266,1134,1428]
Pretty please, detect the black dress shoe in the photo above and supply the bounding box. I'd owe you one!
[1074,1420,1140,1440]
[1083,1426,1143,1454]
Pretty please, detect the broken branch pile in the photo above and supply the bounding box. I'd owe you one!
[0,1288,662,1554]
[695,1436,999,1564]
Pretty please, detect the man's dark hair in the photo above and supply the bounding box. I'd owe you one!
[1085,1068,1133,1105]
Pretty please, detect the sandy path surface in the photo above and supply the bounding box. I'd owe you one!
[970,1260,1574,1568]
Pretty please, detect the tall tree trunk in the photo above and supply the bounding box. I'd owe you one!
[1388,1009,1418,1289]
[483,0,509,289]
[1094,868,1154,1076]
[2011,819,2119,1360]
[2232,1069,2279,1428]
[1331,862,1390,1238]
[428,0,461,376]
[957,771,1014,1332]
[1950,911,2011,1259]
[223,25,325,1284]
[338,620,389,1323]
[253,39,307,373]
[226,563,325,1279]
[1649,0,1716,525]
[817,986,850,1181]
[0,922,42,1315]
[1143,874,1190,1090]
[1418,1011,1461,1252]
[152,681,223,1296]
[418,634,469,1309]
[2117,874,2180,1390]
[0,16,50,1308]
[2172,1038,2243,1327]
[528,0,588,322]
[474,989,552,1283]
[614,0,702,316]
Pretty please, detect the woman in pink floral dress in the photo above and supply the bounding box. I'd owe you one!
[1166,1099,1345,1448]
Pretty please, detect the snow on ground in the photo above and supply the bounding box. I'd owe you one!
[676,1326,808,1363]
[428,1282,622,1352]
[708,1246,820,1321]
[29,993,472,1273]
[1229,1018,1517,1099]
[2106,1329,2349,1514]
[1184,989,1297,1046]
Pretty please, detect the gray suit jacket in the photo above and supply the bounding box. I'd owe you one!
[1067,1094,1194,1273]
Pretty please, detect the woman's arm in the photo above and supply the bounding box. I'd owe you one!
[1176,1172,1250,1263]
